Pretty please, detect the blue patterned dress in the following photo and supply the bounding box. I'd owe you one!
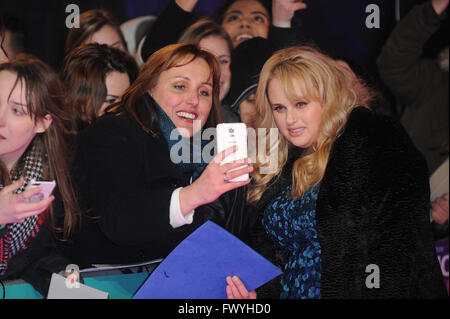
[262,184,322,299]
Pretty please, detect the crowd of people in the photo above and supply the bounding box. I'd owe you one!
[0,0,448,299]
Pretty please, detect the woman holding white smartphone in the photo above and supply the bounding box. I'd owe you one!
[59,43,253,268]
[0,55,79,295]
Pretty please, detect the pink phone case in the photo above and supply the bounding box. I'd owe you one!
[25,180,56,203]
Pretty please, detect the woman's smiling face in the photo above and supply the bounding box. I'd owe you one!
[150,57,213,137]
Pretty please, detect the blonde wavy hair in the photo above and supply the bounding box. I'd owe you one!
[248,46,372,204]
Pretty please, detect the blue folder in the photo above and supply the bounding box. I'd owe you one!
[133,221,282,299]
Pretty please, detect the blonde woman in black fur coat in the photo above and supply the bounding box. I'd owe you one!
[225,46,447,299]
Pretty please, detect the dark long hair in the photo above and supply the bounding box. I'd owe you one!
[60,43,138,130]
[111,43,222,137]
[65,9,127,54]
[0,55,80,240]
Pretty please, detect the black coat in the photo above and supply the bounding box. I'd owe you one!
[0,222,69,297]
[251,107,447,298]
[58,96,249,268]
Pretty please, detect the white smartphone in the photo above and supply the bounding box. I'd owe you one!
[216,123,249,182]
[25,180,56,203]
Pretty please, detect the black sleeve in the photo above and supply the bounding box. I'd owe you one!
[431,220,449,241]
[74,117,186,247]
[376,2,445,106]
[216,185,250,243]
[248,204,284,299]
[268,24,300,50]
[140,0,196,62]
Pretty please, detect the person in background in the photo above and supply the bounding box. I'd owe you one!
[215,0,305,48]
[141,0,305,60]
[58,43,252,269]
[0,55,79,295]
[377,0,449,239]
[178,18,233,103]
[65,9,127,56]
[60,43,138,131]
[227,46,446,299]
[224,37,274,126]
[178,18,236,122]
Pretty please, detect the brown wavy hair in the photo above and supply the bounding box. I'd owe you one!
[60,43,138,131]
[109,43,222,136]
[248,46,372,204]
[65,9,127,55]
[0,54,80,240]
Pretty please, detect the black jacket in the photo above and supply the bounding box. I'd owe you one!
[251,107,447,298]
[0,221,69,297]
[58,95,249,268]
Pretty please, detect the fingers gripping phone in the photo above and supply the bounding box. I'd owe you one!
[25,180,56,203]
[216,123,249,182]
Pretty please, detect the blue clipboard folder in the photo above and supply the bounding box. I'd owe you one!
[133,221,282,299]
